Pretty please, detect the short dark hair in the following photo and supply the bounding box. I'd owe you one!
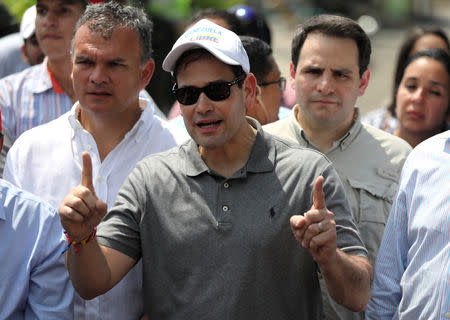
[72,2,153,64]
[189,8,242,35]
[388,26,450,116]
[173,48,245,87]
[239,35,273,83]
[397,49,450,120]
[291,14,371,77]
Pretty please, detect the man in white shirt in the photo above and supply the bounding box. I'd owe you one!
[4,2,187,320]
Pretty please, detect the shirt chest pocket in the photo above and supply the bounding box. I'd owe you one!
[347,177,398,223]
[347,173,399,264]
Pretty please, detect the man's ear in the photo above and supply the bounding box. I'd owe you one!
[358,69,370,96]
[21,45,30,65]
[243,73,257,112]
[140,59,155,89]
[289,61,296,84]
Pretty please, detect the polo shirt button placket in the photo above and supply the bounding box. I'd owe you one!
[223,182,230,189]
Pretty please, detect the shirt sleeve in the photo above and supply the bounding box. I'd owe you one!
[97,162,147,261]
[26,204,74,319]
[365,182,409,319]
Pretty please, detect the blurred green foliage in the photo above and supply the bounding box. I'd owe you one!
[148,0,244,20]
[3,0,35,23]
[4,0,247,23]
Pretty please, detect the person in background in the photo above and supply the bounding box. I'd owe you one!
[0,5,44,79]
[393,49,449,147]
[366,130,450,319]
[4,2,187,320]
[0,5,45,175]
[264,14,411,320]
[0,0,89,178]
[0,110,74,319]
[363,26,450,132]
[240,35,289,124]
[20,5,45,66]
[227,4,271,45]
[58,18,372,319]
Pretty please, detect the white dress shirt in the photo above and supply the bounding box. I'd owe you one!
[4,97,188,320]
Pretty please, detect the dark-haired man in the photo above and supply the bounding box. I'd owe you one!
[264,14,412,319]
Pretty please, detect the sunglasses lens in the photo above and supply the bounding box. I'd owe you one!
[204,83,231,101]
[175,87,200,105]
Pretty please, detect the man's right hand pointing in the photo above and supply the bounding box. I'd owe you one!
[59,152,107,241]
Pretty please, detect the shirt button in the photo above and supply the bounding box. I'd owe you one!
[223,182,229,189]
[445,312,450,319]
[222,205,229,212]
[86,145,92,151]
[97,176,103,183]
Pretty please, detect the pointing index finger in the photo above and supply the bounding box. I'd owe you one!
[81,151,94,192]
[312,176,326,210]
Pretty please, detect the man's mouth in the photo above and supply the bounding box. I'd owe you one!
[197,120,222,128]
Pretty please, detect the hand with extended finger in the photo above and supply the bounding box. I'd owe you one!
[290,176,337,265]
[59,152,107,241]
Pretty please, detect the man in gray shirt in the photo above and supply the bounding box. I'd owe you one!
[264,15,411,320]
[59,18,373,319]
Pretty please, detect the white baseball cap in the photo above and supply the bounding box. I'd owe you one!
[20,5,37,40]
[163,19,250,74]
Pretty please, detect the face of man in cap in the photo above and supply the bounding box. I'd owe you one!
[35,0,85,60]
[176,52,256,150]
[22,34,45,65]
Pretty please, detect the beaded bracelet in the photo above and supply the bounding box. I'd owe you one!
[61,227,97,254]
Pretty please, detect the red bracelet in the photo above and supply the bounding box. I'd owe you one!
[61,227,97,254]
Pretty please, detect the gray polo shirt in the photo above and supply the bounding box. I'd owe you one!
[97,118,367,320]
[264,107,411,320]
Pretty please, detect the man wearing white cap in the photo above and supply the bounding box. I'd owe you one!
[59,19,372,319]
[0,5,44,79]
[20,5,45,67]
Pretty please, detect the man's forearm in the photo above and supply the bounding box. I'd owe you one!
[65,239,113,300]
[319,250,373,312]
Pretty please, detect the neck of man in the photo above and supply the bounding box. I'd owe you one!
[47,56,76,103]
[295,106,356,153]
[199,123,257,179]
[79,101,143,162]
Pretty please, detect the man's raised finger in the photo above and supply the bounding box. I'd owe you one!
[312,176,326,210]
[81,151,95,194]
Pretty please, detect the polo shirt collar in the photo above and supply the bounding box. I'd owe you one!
[184,117,275,177]
[291,105,362,152]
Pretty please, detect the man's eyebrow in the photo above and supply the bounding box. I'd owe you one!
[109,58,127,64]
[331,68,353,75]
[301,65,323,72]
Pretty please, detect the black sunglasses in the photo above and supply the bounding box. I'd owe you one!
[172,76,244,105]
[259,77,286,91]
